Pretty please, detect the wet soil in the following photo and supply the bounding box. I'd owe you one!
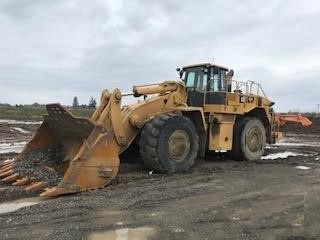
[0,118,320,240]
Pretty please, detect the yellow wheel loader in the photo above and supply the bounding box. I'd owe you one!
[0,63,277,197]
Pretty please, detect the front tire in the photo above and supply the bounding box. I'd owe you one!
[139,113,199,173]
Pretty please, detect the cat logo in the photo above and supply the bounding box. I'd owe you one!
[248,96,254,103]
[240,96,255,103]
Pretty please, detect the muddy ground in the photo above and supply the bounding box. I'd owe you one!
[0,118,320,240]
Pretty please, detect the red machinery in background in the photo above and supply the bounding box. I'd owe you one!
[275,114,312,126]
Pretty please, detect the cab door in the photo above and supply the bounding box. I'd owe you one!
[184,67,208,107]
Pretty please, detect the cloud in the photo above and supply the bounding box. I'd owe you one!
[0,0,319,112]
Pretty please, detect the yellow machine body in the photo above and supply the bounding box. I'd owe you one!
[0,63,279,196]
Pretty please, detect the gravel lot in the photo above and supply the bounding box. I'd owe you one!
[0,117,319,240]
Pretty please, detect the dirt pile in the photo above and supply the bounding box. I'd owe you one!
[12,145,67,186]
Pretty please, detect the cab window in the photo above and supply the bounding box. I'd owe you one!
[184,67,208,92]
[208,67,227,92]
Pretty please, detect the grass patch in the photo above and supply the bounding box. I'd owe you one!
[0,104,95,120]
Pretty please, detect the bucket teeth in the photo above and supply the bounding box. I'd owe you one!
[40,187,75,197]
[1,162,14,169]
[25,182,47,191]
[0,165,13,174]
[0,170,14,178]
[12,177,29,186]
[1,159,14,167]
[2,173,19,183]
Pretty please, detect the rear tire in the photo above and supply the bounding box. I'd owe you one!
[230,117,266,161]
[139,113,199,173]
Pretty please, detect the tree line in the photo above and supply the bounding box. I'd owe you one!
[72,96,97,108]
[0,97,97,109]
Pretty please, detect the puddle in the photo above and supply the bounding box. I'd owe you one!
[0,141,27,154]
[291,216,304,227]
[265,145,278,149]
[149,212,163,217]
[173,228,185,233]
[230,210,252,221]
[275,138,320,147]
[0,119,42,125]
[97,210,127,226]
[261,151,307,160]
[10,127,30,133]
[275,142,320,147]
[88,226,156,240]
[0,197,42,214]
[295,166,311,170]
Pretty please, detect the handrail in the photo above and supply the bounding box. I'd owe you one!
[246,80,267,98]
[202,79,269,106]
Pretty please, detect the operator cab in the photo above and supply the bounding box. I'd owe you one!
[178,63,233,107]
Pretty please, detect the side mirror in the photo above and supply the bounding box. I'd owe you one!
[227,69,234,78]
[176,68,183,78]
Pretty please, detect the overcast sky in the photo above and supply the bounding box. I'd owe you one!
[0,0,319,112]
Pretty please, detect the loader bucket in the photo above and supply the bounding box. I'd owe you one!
[0,104,120,197]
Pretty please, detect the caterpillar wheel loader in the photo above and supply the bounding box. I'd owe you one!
[0,63,277,197]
